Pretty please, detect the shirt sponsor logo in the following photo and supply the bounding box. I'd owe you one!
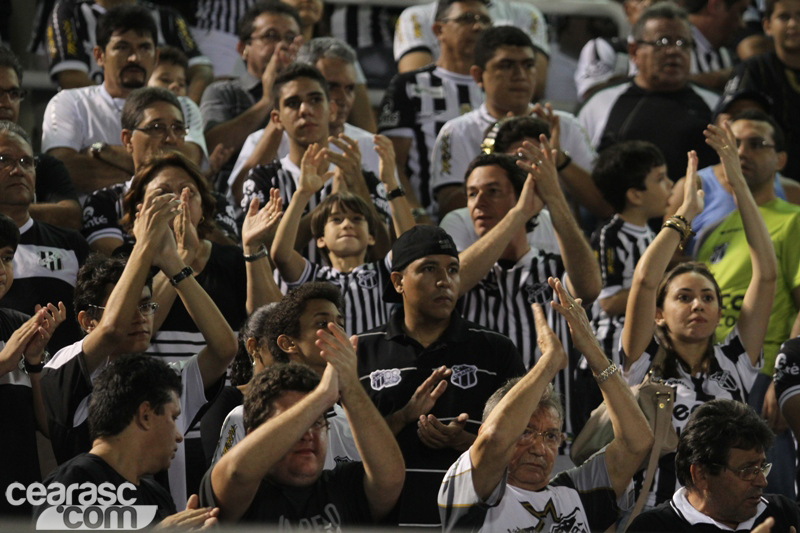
[450,364,478,389]
[708,242,728,264]
[370,368,401,390]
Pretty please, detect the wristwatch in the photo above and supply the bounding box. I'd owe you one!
[387,186,406,200]
[89,142,105,158]
[169,266,194,286]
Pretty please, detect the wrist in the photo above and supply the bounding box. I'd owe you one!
[160,255,187,278]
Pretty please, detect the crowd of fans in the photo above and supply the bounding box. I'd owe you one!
[1,0,800,530]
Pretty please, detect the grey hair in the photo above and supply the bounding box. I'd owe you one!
[631,2,690,40]
[295,37,357,67]
[0,120,32,147]
[482,379,564,425]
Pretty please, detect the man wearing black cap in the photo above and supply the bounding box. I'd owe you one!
[356,224,525,528]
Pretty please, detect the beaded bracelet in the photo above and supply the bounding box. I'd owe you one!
[594,361,619,383]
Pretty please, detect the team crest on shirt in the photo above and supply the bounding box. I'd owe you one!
[450,364,478,389]
[356,269,378,289]
[523,280,551,305]
[708,243,728,264]
[708,370,738,392]
[38,250,63,271]
[370,368,402,390]
[520,498,585,532]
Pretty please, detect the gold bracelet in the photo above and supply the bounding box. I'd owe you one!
[594,360,619,383]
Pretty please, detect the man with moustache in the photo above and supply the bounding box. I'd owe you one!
[42,4,207,197]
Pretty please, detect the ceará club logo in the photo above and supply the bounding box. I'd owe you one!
[7,481,158,530]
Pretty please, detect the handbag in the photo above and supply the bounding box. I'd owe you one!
[569,347,679,532]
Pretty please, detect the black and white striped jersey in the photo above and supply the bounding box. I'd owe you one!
[45,0,210,84]
[287,256,394,335]
[690,24,735,76]
[241,155,391,265]
[590,215,655,364]
[327,4,402,50]
[377,64,483,212]
[195,0,254,34]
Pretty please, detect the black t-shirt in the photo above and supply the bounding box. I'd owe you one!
[199,461,374,527]
[628,493,800,532]
[35,152,79,205]
[0,308,40,518]
[36,454,176,526]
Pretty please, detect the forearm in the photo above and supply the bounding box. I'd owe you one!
[549,196,601,301]
[458,206,529,295]
[388,194,416,236]
[150,271,181,333]
[688,69,731,92]
[348,84,377,133]
[244,254,283,314]
[205,99,272,154]
[30,373,49,437]
[599,289,630,317]
[187,65,214,105]
[58,153,131,194]
[233,124,283,205]
[271,190,312,270]
[211,385,336,520]
[29,201,82,230]
[385,408,412,436]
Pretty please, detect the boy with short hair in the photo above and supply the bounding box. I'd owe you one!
[590,140,673,361]
[270,134,415,335]
[149,46,189,97]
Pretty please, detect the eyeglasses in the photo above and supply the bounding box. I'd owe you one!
[309,416,330,432]
[0,153,35,172]
[518,428,563,447]
[134,123,189,139]
[735,137,775,151]
[713,462,772,481]
[443,13,492,26]
[88,302,160,317]
[248,30,298,45]
[0,88,24,102]
[636,37,695,51]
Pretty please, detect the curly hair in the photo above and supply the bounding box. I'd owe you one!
[230,303,280,386]
[119,152,217,238]
[243,362,320,431]
[89,354,182,440]
[74,253,154,319]
[675,399,773,488]
[265,282,343,361]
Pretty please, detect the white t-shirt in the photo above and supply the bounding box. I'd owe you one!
[42,84,208,158]
[430,103,597,197]
[393,1,550,62]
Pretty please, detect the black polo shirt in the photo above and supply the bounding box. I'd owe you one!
[356,309,525,527]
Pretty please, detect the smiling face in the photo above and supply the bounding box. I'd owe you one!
[700,448,769,528]
[316,203,375,260]
[765,0,800,56]
[265,390,328,487]
[0,132,35,209]
[477,45,537,113]
[143,166,203,229]
[0,245,14,299]
[0,67,21,123]
[631,17,693,91]
[507,407,562,491]
[657,271,722,344]
[467,164,519,237]
[97,29,157,97]
[273,77,333,147]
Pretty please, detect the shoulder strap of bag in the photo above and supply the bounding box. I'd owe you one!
[620,384,673,533]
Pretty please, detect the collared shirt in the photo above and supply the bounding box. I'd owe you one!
[357,309,524,527]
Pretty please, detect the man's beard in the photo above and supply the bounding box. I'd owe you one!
[119,65,148,89]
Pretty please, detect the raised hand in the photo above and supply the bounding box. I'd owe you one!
[316,322,359,397]
[530,103,561,154]
[327,134,363,188]
[546,277,599,362]
[242,188,283,250]
[154,494,218,531]
[515,134,560,207]
[207,144,235,178]
[298,143,329,195]
[676,150,705,222]
[374,134,398,189]
[23,302,67,361]
[132,187,181,255]
[260,35,304,103]
[173,187,200,265]
[704,121,746,191]
[399,366,451,425]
